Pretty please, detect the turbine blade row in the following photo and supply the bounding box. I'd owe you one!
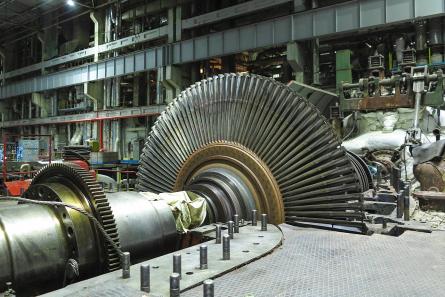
[137,73,368,232]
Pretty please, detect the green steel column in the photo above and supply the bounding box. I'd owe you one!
[0,50,4,86]
[159,66,182,104]
[32,92,49,118]
[336,49,353,89]
[293,0,307,12]
[287,42,306,83]
[168,7,181,43]
[313,38,320,85]
[84,81,104,111]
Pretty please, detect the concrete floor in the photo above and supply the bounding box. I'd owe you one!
[183,224,445,297]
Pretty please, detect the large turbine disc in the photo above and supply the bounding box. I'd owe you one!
[137,73,366,231]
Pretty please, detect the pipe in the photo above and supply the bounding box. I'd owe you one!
[416,21,427,51]
[113,120,121,158]
[84,92,98,112]
[70,123,82,145]
[416,21,428,65]
[99,120,104,151]
[113,77,120,107]
[3,134,7,181]
[1,112,161,127]
[433,128,441,141]
[430,18,443,45]
[49,135,52,163]
[395,36,406,64]
[58,106,91,114]
[413,91,422,129]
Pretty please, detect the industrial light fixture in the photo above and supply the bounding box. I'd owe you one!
[66,0,93,9]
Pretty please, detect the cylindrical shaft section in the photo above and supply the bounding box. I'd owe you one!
[215,224,222,244]
[228,221,234,239]
[107,192,177,261]
[173,254,181,277]
[404,185,410,221]
[0,202,81,293]
[261,214,268,231]
[397,193,404,218]
[200,245,208,269]
[234,214,239,233]
[170,273,181,297]
[413,92,422,129]
[203,279,215,297]
[222,234,230,260]
[122,252,131,279]
[0,190,178,294]
[251,209,257,226]
[140,264,150,293]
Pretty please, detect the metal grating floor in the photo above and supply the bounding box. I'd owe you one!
[183,224,445,297]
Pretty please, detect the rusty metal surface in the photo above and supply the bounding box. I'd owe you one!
[413,191,445,212]
[365,150,398,176]
[414,162,445,192]
[340,69,443,112]
[340,75,414,111]
[343,94,413,111]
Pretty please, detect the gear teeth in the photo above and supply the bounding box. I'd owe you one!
[29,162,122,271]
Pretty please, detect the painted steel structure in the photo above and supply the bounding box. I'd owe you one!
[0,105,165,128]
[1,0,444,100]
[1,26,168,80]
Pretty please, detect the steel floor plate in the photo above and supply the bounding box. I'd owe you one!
[183,224,445,297]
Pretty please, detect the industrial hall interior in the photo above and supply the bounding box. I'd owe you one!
[1,0,445,296]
